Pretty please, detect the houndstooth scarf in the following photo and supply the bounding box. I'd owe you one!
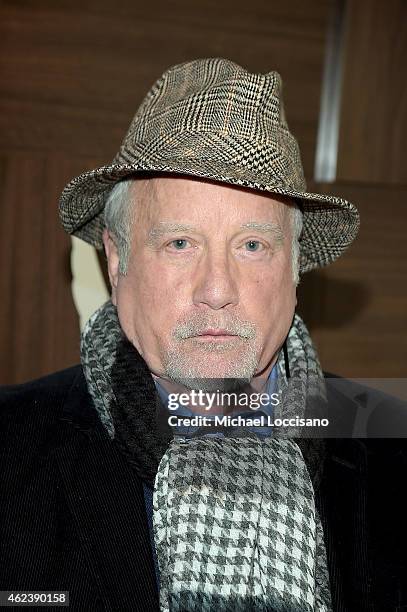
[80,300,332,612]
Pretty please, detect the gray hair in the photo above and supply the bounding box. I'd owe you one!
[104,178,303,283]
[104,179,136,275]
[290,204,303,285]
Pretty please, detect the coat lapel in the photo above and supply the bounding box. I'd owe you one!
[54,367,160,611]
[318,381,372,612]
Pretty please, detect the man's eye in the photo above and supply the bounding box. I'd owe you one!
[169,239,190,250]
[245,240,263,252]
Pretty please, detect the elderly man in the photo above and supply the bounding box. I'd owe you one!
[1,58,406,611]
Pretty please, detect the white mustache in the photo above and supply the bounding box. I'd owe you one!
[173,315,256,340]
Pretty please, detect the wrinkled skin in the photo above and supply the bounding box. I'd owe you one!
[103,175,297,395]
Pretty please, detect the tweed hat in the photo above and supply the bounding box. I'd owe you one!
[59,57,359,273]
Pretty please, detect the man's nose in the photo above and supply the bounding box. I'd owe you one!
[192,251,239,310]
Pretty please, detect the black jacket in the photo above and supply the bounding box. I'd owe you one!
[0,365,406,611]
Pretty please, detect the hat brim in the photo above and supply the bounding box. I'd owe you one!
[59,161,359,274]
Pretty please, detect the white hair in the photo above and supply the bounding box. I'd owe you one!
[290,204,303,285]
[104,178,136,275]
[104,178,303,283]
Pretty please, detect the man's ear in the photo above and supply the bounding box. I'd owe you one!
[102,228,120,305]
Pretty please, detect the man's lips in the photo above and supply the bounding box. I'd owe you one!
[194,329,240,341]
[197,329,236,336]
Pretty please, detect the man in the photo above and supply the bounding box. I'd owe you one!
[1,58,406,611]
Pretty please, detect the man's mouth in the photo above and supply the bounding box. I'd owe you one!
[194,329,240,341]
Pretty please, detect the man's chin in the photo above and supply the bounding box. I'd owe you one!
[163,359,258,391]
[161,341,260,391]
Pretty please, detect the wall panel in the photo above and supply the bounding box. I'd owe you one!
[0,154,103,384]
[298,181,407,377]
[337,0,407,185]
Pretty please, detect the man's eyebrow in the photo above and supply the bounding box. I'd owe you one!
[146,222,198,246]
[146,221,285,246]
[240,222,285,242]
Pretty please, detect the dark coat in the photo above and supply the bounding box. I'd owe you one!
[0,365,406,612]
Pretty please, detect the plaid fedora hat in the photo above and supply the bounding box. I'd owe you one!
[59,57,359,273]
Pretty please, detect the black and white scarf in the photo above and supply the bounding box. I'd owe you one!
[80,300,332,611]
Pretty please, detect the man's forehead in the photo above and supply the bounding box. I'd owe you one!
[131,174,293,221]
